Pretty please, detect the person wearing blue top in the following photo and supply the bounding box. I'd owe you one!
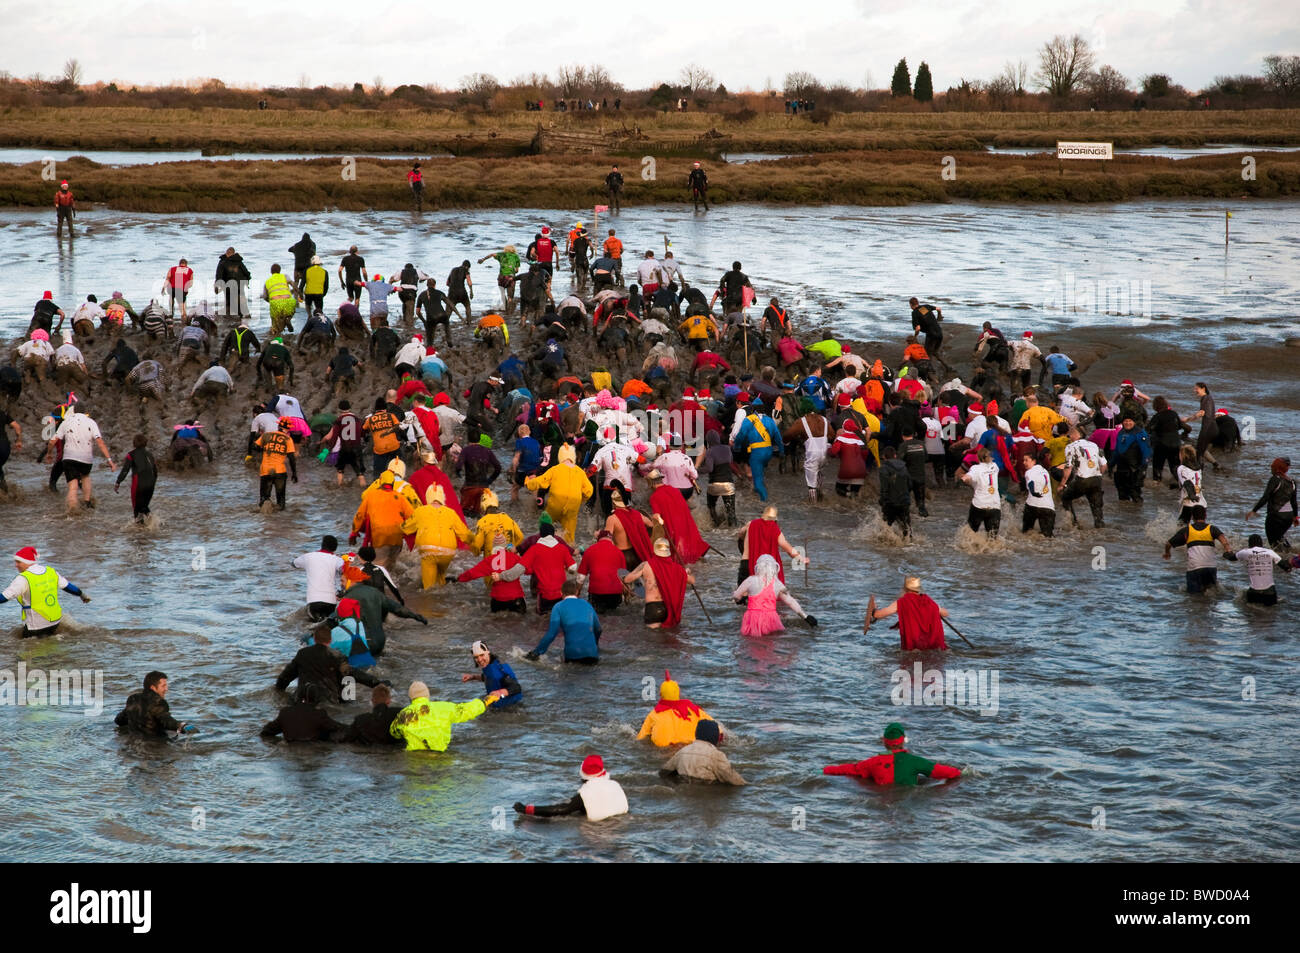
[298,596,377,669]
[1043,346,1075,388]
[511,424,543,502]
[798,368,833,413]
[420,353,450,385]
[463,640,523,707]
[496,354,527,390]
[526,580,601,664]
[732,401,785,502]
[1113,415,1153,502]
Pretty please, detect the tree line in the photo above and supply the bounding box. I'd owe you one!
[5,45,1298,114]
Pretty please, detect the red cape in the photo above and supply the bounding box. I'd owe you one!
[746,519,785,582]
[648,555,688,628]
[650,485,709,564]
[412,406,443,459]
[613,507,655,563]
[897,592,947,650]
[409,464,466,524]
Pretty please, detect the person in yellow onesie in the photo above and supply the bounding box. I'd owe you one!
[524,444,592,544]
[848,396,882,466]
[350,481,415,566]
[470,489,524,557]
[637,672,715,747]
[402,485,470,589]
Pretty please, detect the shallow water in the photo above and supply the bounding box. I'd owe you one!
[0,148,435,166]
[987,144,1300,159]
[0,202,1298,861]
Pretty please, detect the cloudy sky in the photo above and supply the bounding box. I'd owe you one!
[9,0,1296,93]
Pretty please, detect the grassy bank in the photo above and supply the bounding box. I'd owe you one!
[3,106,1300,156]
[2,149,1297,212]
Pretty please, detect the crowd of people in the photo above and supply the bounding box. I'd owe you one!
[4,214,1296,821]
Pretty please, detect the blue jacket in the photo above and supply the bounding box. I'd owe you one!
[534,597,601,660]
[482,657,523,707]
[1114,427,1152,465]
[514,436,542,473]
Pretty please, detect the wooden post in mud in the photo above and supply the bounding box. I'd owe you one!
[1225,210,1231,248]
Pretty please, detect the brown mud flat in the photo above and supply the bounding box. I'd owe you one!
[4,106,1300,155]
[2,148,1299,213]
[4,311,1294,503]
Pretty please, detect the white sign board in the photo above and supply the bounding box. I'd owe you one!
[1057,141,1113,160]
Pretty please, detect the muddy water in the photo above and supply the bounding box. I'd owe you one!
[0,202,1297,861]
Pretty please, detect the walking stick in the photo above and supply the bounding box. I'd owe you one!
[802,540,809,588]
[661,525,714,626]
[863,594,876,634]
[942,617,976,648]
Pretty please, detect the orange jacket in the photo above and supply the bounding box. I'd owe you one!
[352,488,415,547]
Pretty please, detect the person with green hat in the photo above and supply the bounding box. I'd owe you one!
[823,723,962,786]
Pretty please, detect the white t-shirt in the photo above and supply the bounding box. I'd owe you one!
[1176,464,1206,507]
[18,340,54,360]
[921,417,945,455]
[835,376,862,395]
[291,551,344,605]
[1065,439,1104,478]
[54,413,102,464]
[54,343,84,367]
[394,342,427,367]
[1023,464,1055,510]
[250,411,279,435]
[272,394,305,420]
[1059,394,1091,425]
[432,405,465,443]
[965,461,1001,510]
[636,259,662,285]
[1007,340,1041,370]
[658,258,681,283]
[592,442,640,489]
[964,415,988,443]
[1233,546,1280,590]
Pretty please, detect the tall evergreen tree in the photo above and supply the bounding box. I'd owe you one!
[914,62,934,101]
[890,58,911,98]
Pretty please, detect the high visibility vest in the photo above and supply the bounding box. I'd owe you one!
[20,567,63,624]
[303,266,328,295]
[265,273,294,301]
[1187,523,1215,547]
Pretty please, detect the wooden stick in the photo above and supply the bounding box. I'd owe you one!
[863,594,876,634]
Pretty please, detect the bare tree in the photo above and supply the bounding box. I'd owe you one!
[986,75,1016,110]
[1264,54,1300,97]
[1034,34,1096,98]
[1002,59,1030,96]
[588,64,618,98]
[460,73,501,106]
[371,76,385,95]
[556,64,587,99]
[61,58,83,90]
[783,71,823,100]
[1087,65,1130,105]
[680,64,716,98]
[298,73,311,89]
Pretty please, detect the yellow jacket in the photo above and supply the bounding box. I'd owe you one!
[848,400,882,465]
[352,489,414,545]
[525,462,593,504]
[389,697,487,751]
[637,705,714,747]
[472,512,524,556]
[403,505,470,550]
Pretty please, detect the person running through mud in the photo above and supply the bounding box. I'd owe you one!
[256,417,298,510]
[164,258,194,319]
[339,245,367,304]
[479,245,521,313]
[48,405,115,513]
[688,161,709,211]
[288,232,316,294]
[909,297,945,368]
[447,260,473,321]
[115,433,158,522]
[605,165,624,212]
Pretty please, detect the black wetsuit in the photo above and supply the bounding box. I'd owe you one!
[114,690,181,736]
[274,643,380,703]
[339,703,404,745]
[260,701,345,741]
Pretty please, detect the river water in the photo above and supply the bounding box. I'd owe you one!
[0,201,1297,861]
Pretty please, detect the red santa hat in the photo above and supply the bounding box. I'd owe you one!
[14,546,37,564]
[580,755,607,780]
[1022,331,1034,339]
[968,402,985,415]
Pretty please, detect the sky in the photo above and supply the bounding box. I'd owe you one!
[8,0,1297,94]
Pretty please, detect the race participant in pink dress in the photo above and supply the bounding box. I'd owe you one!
[733,554,815,636]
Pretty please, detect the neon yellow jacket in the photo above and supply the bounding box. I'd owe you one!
[471,512,524,556]
[525,462,593,504]
[389,697,487,751]
[848,399,882,466]
[402,505,470,549]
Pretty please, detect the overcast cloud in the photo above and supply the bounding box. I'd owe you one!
[8,0,1297,93]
